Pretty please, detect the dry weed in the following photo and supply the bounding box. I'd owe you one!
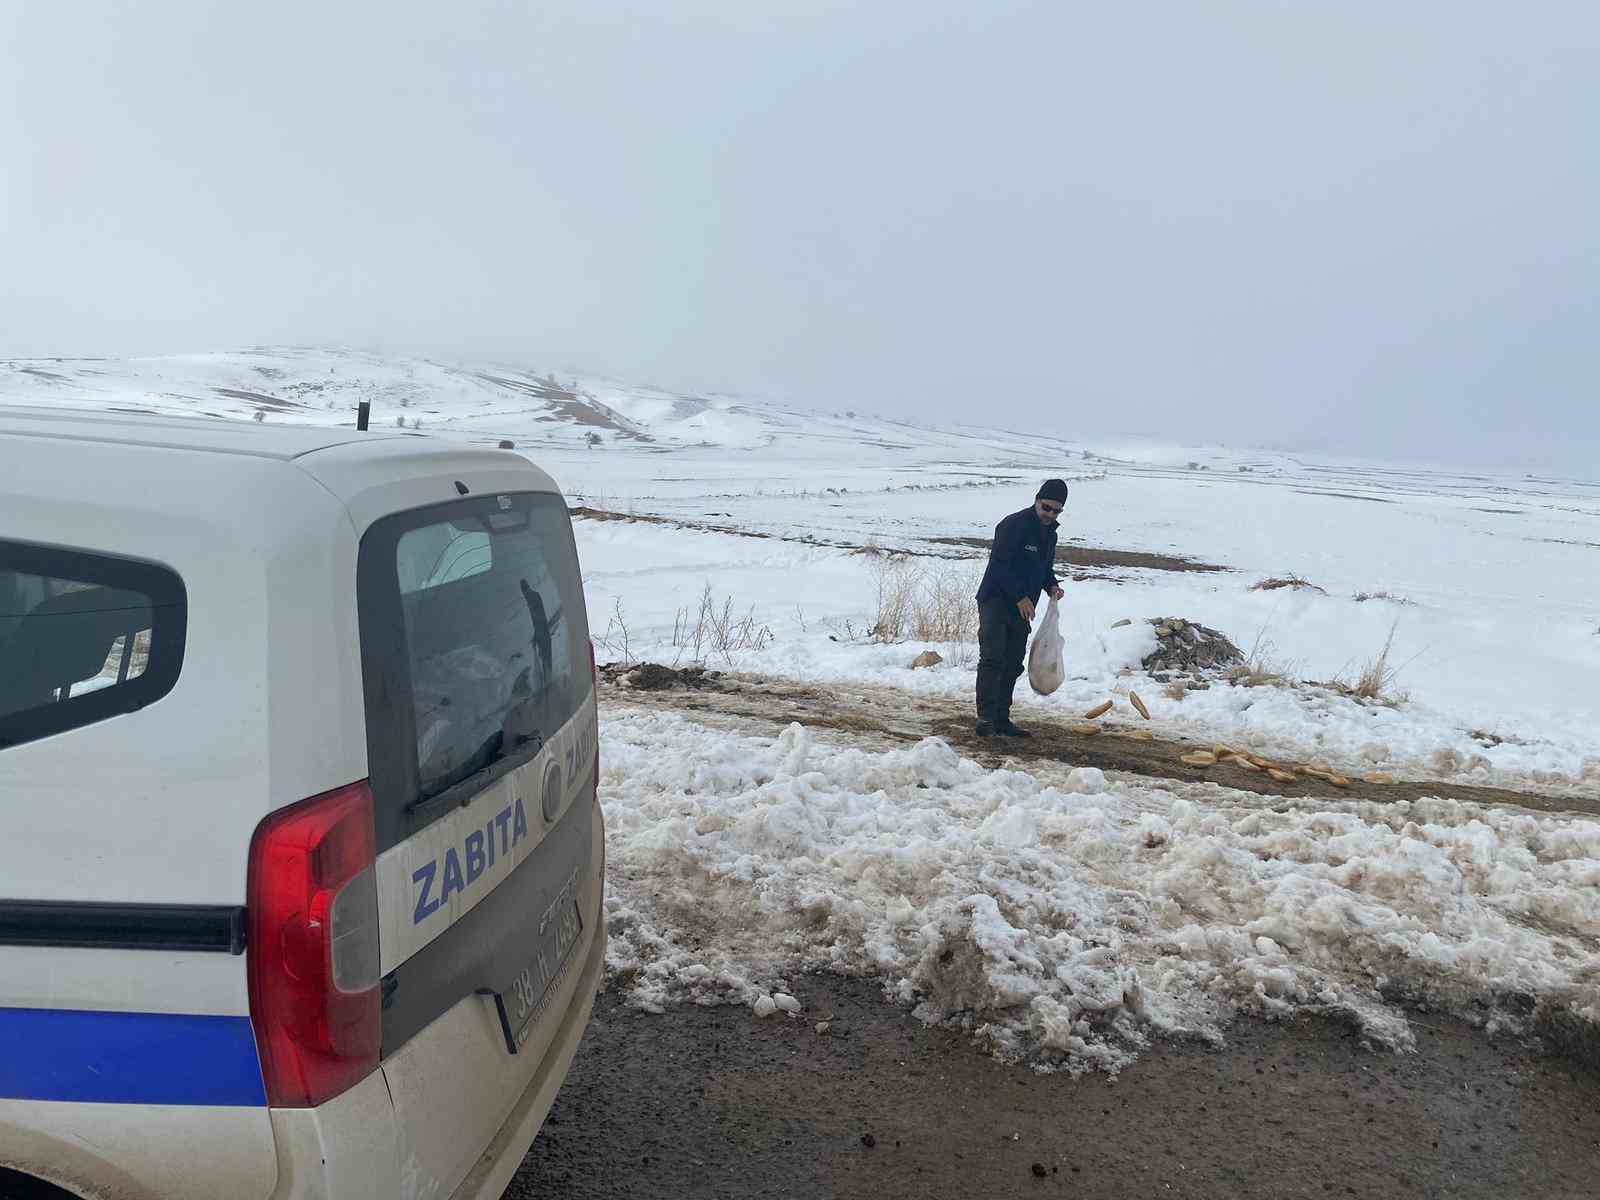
[592,597,635,667]
[1225,629,1297,688]
[1251,574,1326,594]
[869,557,979,646]
[1352,590,1414,605]
[1331,620,1412,706]
[671,582,774,667]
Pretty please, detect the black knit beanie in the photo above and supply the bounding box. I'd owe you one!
[1037,478,1069,503]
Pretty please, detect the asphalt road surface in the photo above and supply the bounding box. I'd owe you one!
[506,975,1600,1200]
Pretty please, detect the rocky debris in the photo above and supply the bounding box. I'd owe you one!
[753,995,777,1018]
[909,649,944,670]
[861,1133,877,1149]
[1140,617,1245,676]
[774,992,802,1014]
[1031,1163,1048,1178]
[602,662,722,691]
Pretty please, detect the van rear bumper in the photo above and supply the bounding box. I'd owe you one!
[261,916,606,1200]
[450,914,606,1200]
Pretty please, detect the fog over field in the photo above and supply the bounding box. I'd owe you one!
[4,2,1597,469]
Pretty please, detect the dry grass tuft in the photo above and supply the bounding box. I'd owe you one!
[1225,629,1298,688]
[1352,590,1414,605]
[1251,574,1326,594]
[670,582,774,667]
[869,557,980,647]
[1326,620,1413,707]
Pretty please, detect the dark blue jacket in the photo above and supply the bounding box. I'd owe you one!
[975,507,1060,607]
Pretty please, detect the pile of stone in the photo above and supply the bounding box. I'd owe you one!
[1136,617,1244,677]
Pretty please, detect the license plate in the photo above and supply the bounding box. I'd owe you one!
[484,884,584,1054]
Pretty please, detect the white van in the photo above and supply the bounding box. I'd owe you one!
[0,407,604,1200]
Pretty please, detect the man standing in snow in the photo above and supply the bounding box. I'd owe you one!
[973,479,1067,737]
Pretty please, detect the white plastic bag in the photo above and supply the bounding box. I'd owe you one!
[1027,595,1066,695]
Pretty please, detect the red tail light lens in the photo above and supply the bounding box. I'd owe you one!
[246,780,381,1107]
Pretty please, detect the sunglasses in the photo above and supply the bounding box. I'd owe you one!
[1038,501,1063,516]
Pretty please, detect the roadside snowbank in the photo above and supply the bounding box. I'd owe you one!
[601,710,1600,1073]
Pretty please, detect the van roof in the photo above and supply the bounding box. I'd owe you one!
[0,403,408,460]
[0,404,562,536]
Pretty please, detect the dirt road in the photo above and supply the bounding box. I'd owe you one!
[600,668,1600,818]
[510,975,1600,1199]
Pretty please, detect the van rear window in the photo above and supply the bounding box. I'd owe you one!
[357,492,591,849]
[0,541,186,749]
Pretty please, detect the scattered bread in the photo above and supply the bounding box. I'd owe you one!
[1129,692,1151,720]
[1181,751,1218,766]
[1069,723,1103,736]
[1361,772,1394,785]
[1083,701,1114,720]
[1266,768,1298,784]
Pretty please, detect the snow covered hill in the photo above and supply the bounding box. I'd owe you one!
[0,346,1082,460]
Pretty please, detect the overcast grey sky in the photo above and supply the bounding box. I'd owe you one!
[4,2,1596,468]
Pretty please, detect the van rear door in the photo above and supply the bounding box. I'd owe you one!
[355,489,598,1195]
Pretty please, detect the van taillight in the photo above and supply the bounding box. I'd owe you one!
[246,780,381,1107]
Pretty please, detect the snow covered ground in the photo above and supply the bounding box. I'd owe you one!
[602,708,1600,1073]
[8,347,1599,1069]
[570,469,1600,792]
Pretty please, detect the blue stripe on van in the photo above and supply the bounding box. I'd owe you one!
[0,1007,266,1106]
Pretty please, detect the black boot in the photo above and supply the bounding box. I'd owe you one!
[975,720,997,737]
[996,719,1032,738]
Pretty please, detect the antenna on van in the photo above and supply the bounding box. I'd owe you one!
[356,401,371,431]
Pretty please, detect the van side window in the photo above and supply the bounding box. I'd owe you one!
[0,542,186,750]
[358,493,591,851]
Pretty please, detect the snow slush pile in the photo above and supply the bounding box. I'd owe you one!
[602,710,1600,1073]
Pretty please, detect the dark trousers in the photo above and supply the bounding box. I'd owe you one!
[975,598,1029,725]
